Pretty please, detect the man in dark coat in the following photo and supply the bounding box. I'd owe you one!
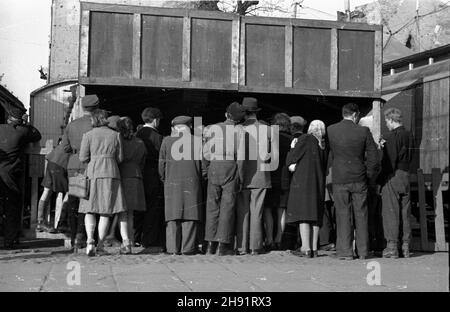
[0,108,41,249]
[378,108,415,258]
[236,97,277,255]
[135,107,165,249]
[203,102,245,256]
[61,94,98,250]
[158,116,205,255]
[327,103,379,260]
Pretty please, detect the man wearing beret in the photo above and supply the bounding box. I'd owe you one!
[236,97,276,255]
[0,108,41,249]
[135,107,165,250]
[203,102,245,256]
[158,116,205,255]
[60,94,98,250]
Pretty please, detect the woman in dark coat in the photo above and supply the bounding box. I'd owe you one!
[286,120,328,258]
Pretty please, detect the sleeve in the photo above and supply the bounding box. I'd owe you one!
[61,125,73,153]
[365,128,380,180]
[158,139,167,183]
[286,135,308,166]
[115,133,124,164]
[138,141,147,172]
[79,133,90,163]
[26,125,42,143]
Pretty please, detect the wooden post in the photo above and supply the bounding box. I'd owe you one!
[79,10,90,79]
[372,100,381,146]
[182,16,191,82]
[132,13,142,79]
[417,169,429,251]
[231,18,240,84]
[432,168,447,251]
[284,25,293,88]
[330,28,338,90]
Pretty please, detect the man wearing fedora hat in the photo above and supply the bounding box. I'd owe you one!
[61,94,99,251]
[236,97,274,255]
[0,108,41,249]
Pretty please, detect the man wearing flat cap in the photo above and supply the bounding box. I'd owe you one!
[60,94,99,250]
[0,108,41,249]
[236,97,276,255]
[135,107,165,250]
[203,102,245,256]
[158,116,205,255]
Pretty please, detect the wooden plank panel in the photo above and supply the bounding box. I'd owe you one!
[285,25,293,88]
[372,100,381,145]
[330,28,338,90]
[191,18,232,83]
[432,168,447,251]
[89,12,133,78]
[417,169,430,251]
[231,19,240,84]
[293,27,331,90]
[245,24,285,88]
[338,30,374,91]
[132,13,142,79]
[79,10,90,78]
[373,30,382,92]
[420,82,432,172]
[141,15,183,81]
[438,78,449,171]
[182,16,191,82]
[239,20,246,86]
[429,80,440,169]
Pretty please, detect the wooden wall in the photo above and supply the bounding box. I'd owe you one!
[382,60,450,174]
[78,2,383,99]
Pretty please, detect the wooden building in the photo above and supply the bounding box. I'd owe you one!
[382,44,449,252]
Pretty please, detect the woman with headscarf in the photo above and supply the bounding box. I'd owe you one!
[286,120,328,258]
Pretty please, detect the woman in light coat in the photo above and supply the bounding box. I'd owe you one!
[79,109,130,256]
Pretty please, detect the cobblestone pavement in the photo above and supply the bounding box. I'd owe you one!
[0,240,448,292]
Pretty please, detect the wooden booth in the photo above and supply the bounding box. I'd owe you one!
[382,44,449,252]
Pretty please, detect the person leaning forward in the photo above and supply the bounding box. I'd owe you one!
[203,102,246,256]
[327,103,379,260]
[60,94,99,250]
[158,116,205,255]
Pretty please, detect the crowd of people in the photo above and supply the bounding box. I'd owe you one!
[0,95,415,260]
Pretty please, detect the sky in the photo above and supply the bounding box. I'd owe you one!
[0,0,374,109]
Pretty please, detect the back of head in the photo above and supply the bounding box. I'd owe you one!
[271,113,290,132]
[342,103,359,118]
[91,109,109,128]
[384,107,402,124]
[117,116,134,140]
[141,107,162,124]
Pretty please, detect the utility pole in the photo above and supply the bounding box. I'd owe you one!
[416,0,421,52]
[292,1,304,18]
[345,0,351,22]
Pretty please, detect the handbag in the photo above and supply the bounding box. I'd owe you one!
[68,173,90,200]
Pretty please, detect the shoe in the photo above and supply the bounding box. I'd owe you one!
[320,243,336,251]
[250,249,265,256]
[312,250,319,258]
[237,249,250,255]
[332,254,353,260]
[402,243,410,258]
[206,241,218,255]
[182,250,199,256]
[169,251,181,256]
[359,255,367,260]
[119,244,132,255]
[86,240,96,257]
[293,249,312,258]
[382,247,399,258]
[36,222,57,233]
[218,243,235,256]
[3,241,16,250]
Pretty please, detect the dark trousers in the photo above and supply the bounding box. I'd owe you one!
[236,188,267,251]
[381,170,411,246]
[0,179,21,245]
[139,185,165,248]
[67,195,85,242]
[368,184,384,251]
[205,178,238,244]
[166,220,198,253]
[319,200,336,246]
[333,182,369,257]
